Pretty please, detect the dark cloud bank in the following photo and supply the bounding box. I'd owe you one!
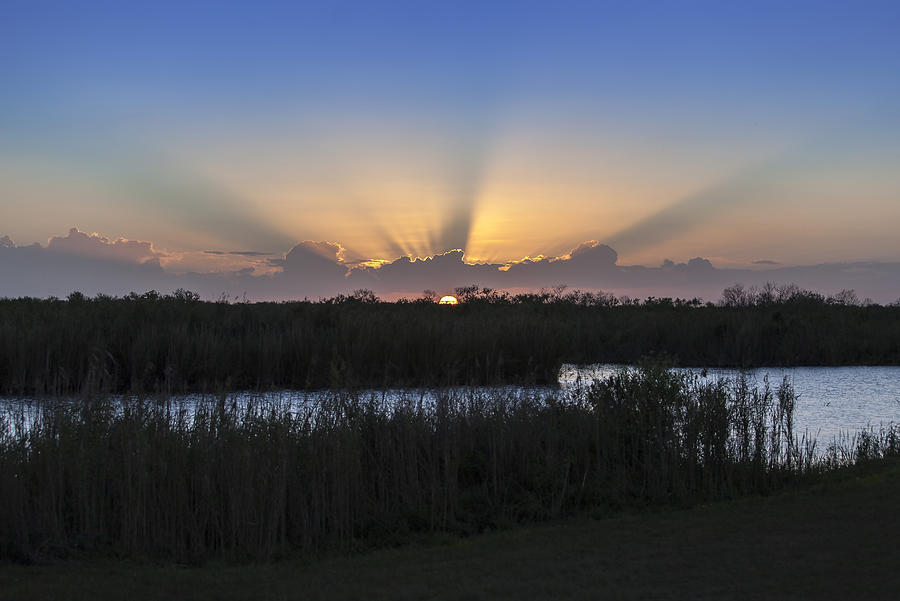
[2,229,900,304]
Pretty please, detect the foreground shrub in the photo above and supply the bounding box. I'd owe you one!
[1,368,894,562]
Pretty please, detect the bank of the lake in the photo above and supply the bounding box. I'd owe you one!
[3,457,899,601]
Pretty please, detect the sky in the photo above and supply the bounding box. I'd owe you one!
[2,0,899,301]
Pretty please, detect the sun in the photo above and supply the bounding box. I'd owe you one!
[438,295,458,305]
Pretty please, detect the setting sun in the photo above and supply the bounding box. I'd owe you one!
[438,295,458,305]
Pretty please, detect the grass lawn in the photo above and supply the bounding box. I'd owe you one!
[2,460,899,600]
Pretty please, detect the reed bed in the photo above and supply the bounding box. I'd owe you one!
[3,366,896,564]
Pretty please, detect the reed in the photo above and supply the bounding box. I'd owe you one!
[2,366,890,564]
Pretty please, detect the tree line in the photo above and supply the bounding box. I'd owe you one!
[0,284,898,395]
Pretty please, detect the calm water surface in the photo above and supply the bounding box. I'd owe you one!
[562,364,900,445]
[4,365,899,447]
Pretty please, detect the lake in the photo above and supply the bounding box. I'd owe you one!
[562,364,900,446]
[3,365,899,448]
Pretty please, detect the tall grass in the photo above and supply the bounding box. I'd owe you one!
[3,366,895,563]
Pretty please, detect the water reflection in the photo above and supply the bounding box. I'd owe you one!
[561,364,900,445]
[3,365,899,447]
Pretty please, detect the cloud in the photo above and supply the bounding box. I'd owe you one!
[205,250,273,257]
[183,240,352,300]
[344,242,714,297]
[161,249,277,276]
[45,228,163,265]
[3,228,900,303]
[277,241,348,278]
[684,257,714,272]
[502,241,618,288]
[753,259,779,265]
[348,249,501,293]
[0,228,169,298]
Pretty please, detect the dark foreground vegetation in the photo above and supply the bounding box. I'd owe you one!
[2,366,897,563]
[1,283,899,395]
[6,457,899,600]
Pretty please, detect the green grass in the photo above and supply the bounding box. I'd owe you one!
[3,458,899,600]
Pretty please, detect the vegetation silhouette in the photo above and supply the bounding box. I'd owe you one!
[3,366,896,563]
[0,283,898,395]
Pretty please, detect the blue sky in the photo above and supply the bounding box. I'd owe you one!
[2,0,899,294]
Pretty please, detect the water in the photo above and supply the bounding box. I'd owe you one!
[562,364,900,446]
[3,365,899,447]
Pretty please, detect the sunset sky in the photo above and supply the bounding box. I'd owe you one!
[2,1,899,301]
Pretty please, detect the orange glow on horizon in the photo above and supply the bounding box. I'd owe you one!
[438,295,458,305]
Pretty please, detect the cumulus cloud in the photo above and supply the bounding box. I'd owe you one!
[349,249,498,293]
[3,228,900,303]
[166,240,351,301]
[342,242,731,298]
[275,241,349,281]
[502,241,618,288]
[45,228,163,265]
[0,228,169,298]
[284,240,345,266]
